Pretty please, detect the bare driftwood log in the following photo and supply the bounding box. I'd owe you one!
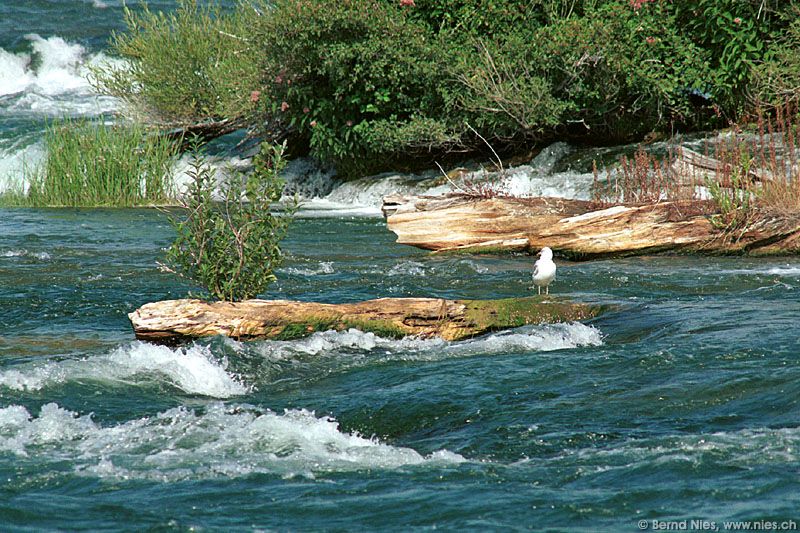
[383,194,800,258]
[129,297,603,343]
[672,147,776,186]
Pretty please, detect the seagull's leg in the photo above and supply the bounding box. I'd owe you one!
[545,286,549,295]
[537,286,541,295]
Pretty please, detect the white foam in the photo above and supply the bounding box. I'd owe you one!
[295,198,383,217]
[449,322,604,357]
[310,142,590,211]
[718,266,800,277]
[765,267,800,276]
[0,142,44,193]
[387,260,426,277]
[0,342,248,398]
[0,34,122,114]
[0,402,464,479]
[254,322,603,364]
[283,261,335,276]
[255,328,442,361]
[0,249,50,260]
[562,426,800,470]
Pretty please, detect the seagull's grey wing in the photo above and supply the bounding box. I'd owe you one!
[532,261,540,277]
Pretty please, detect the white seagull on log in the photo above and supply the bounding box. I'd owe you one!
[532,247,556,295]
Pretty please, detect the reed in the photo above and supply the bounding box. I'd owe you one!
[12,119,179,207]
[591,144,695,206]
[593,103,800,230]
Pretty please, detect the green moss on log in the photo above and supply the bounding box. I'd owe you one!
[462,296,603,335]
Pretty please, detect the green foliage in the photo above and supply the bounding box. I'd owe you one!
[87,0,796,175]
[707,172,755,231]
[162,140,295,301]
[754,6,800,109]
[448,35,568,139]
[252,0,461,173]
[673,0,777,113]
[529,2,713,137]
[404,0,542,35]
[16,119,177,207]
[91,0,264,126]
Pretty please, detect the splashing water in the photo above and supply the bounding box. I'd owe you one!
[0,402,465,480]
[0,342,248,398]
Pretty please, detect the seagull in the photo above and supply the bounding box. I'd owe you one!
[532,247,556,295]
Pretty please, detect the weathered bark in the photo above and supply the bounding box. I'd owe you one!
[129,296,603,343]
[163,118,242,146]
[672,147,776,186]
[383,194,800,258]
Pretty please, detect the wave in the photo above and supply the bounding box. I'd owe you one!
[0,34,121,114]
[0,342,248,398]
[0,34,123,190]
[0,402,465,480]
[280,141,594,213]
[282,261,335,276]
[520,425,800,475]
[252,322,603,363]
[719,266,800,277]
[1,249,50,260]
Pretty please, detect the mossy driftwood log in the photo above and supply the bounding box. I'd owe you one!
[383,194,800,259]
[129,297,601,343]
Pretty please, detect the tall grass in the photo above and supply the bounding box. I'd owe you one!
[13,119,179,207]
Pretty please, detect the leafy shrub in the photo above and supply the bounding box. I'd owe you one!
[448,35,568,141]
[23,119,178,207]
[161,141,295,301]
[528,1,714,138]
[251,0,463,174]
[92,0,264,127]
[87,0,795,176]
[404,0,542,36]
[753,6,800,109]
[673,0,789,114]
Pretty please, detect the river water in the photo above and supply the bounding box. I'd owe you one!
[2,1,800,531]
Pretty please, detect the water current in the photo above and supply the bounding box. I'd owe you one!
[1,2,799,530]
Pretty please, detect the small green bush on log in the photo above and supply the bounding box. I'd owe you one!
[161,140,296,302]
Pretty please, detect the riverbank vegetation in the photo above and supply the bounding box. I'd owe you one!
[91,0,797,175]
[590,105,800,232]
[1,119,178,207]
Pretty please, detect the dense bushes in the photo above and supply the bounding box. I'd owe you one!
[529,2,713,137]
[674,0,791,114]
[91,0,263,126]
[253,0,460,174]
[754,5,800,109]
[94,0,800,174]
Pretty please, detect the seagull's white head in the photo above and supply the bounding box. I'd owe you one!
[539,247,553,260]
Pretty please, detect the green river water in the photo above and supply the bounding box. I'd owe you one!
[1,208,799,530]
